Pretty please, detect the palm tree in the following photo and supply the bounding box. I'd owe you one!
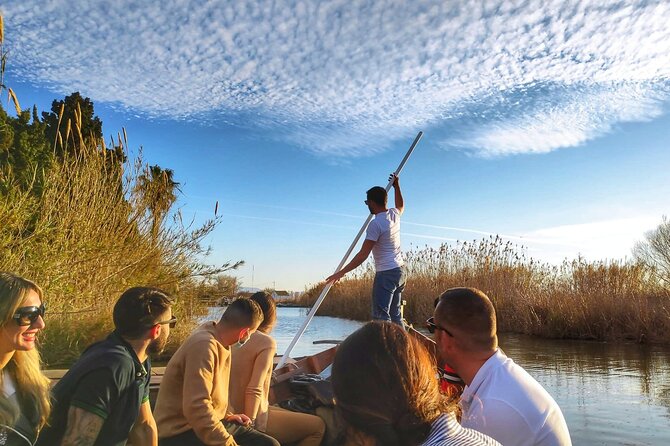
[135,164,180,239]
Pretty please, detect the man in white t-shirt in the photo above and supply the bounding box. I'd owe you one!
[326,173,406,324]
[430,287,571,446]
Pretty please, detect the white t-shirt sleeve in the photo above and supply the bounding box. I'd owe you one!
[365,220,381,242]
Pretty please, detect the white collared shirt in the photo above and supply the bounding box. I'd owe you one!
[460,350,572,446]
[2,370,16,397]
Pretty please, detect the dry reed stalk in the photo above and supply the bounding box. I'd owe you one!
[0,124,226,366]
[53,103,65,152]
[301,238,669,343]
[7,87,21,114]
[64,119,71,148]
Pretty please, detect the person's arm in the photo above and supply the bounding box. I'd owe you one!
[60,406,104,446]
[325,239,375,283]
[390,173,404,214]
[242,344,276,424]
[61,367,122,446]
[127,401,158,446]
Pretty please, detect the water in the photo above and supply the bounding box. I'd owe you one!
[205,307,670,445]
[499,334,670,446]
[204,306,365,357]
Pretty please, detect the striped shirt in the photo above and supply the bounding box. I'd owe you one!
[421,413,501,446]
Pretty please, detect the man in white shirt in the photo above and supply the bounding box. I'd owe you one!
[326,173,406,324]
[430,287,571,446]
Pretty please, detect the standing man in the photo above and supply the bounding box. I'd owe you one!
[154,298,279,446]
[37,287,175,446]
[326,173,406,324]
[430,287,571,446]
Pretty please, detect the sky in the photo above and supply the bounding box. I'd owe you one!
[2,0,669,291]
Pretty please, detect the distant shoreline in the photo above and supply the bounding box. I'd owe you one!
[276,302,309,308]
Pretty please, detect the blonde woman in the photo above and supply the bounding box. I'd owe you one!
[0,272,50,445]
[229,292,325,446]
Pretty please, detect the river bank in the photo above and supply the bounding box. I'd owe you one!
[297,238,670,344]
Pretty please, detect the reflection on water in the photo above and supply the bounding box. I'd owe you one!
[499,334,670,446]
[206,307,670,445]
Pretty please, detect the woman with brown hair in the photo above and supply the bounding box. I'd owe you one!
[229,292,325,446]
[0,272,51,445]
[331,322,499,446]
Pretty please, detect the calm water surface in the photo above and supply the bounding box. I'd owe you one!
[206,307,670,445]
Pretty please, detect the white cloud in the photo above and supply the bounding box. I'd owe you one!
[3,0,670,156]
[446,83,668,156]
[519,216,660,263]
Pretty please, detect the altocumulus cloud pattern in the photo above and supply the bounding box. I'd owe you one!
[3,0,670,157]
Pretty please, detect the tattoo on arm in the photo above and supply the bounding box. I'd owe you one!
[61,406,104,446]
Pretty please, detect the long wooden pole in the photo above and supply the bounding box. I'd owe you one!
[277,131,423,368]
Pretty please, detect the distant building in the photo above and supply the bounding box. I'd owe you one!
[272,290,291,302]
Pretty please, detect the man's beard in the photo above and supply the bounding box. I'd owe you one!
[148,330,168,355]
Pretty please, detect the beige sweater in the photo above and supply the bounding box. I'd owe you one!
[154,322,235,445]
[229,331,276,432]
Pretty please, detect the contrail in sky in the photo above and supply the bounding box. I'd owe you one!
[188,197,582,248]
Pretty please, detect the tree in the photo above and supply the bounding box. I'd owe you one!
[0,104,53,193]
[634,216,670,288]
[42,92,103,154]
[135,165,180,238]
[213,274,239,298]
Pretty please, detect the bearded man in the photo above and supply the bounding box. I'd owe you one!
[37,287,175,446]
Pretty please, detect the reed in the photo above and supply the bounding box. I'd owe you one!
[0,14,232,367]
[299,236,670,343]
[0,124,225,366]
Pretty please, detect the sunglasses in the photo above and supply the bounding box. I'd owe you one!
[156,316,177,329]
[13,304,46,326]
[426,317,453,337]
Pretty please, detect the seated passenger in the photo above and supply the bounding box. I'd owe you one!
[0,273,51,445]
[37,287,174,446]
[332,321,500,446]
[229,292,325,446]
[432,287,571,446]
[155,298,279,446]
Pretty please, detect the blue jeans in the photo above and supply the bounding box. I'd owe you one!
[371,267,406,324]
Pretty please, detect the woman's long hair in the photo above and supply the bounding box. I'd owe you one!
[332,322,452,446]
[0,272,51,430]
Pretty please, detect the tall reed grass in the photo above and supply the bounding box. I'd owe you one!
[299,236,670,343]
[0,122,224,366]
[0,13,234,366]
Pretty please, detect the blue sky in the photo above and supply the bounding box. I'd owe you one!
[2,0,669,290]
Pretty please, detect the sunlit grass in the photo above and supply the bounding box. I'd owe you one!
[0,121,219,367]
[299,236,670,343]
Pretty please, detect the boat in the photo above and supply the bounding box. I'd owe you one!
[43,343,339,407]
[269,343,338,404]
[44,324,462,406]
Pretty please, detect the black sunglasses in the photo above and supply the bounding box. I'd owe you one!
[13,304,46,326]
[156,316,177,329]
[426,317,453,337]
